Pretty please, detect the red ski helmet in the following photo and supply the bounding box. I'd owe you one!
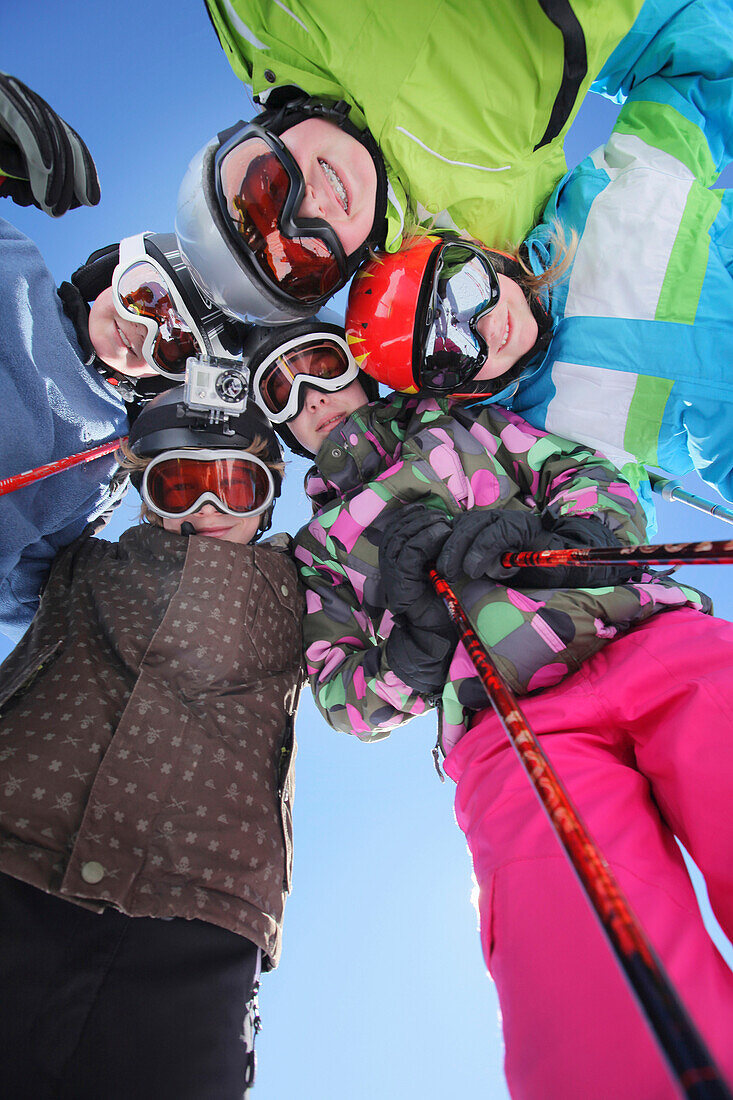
[347,234,550,398]
[346,236,437,394]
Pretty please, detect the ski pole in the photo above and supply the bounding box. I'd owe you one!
[501,537,733,571]
[429,568,732,1100]
[0,438,127,497]
[649,473,733,527]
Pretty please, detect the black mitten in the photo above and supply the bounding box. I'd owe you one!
[437,507,640,589]
[385,619,455,696]
[437,508,547,582]
[380,502,453,613]
[0,73,100,216]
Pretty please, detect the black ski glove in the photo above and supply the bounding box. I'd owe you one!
[380,503,458,694]
[380,502,454,625]
[385,618,456,696]
[437,508,641,589]
[0,73,100,216]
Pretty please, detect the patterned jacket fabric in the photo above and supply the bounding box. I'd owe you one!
[294,395,710,752]
[0,524,304,968]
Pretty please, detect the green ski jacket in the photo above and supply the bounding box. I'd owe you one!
[205,0,644,248]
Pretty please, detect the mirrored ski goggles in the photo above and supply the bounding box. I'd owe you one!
[416,242,501,393]
[113,239,205,379]
[215,125,347,305]
[252,332,359,424]
[141,449,275,520]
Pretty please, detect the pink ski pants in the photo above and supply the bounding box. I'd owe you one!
[444,608,733,1099]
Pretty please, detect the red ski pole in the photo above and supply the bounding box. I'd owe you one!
[429,568,732,1100]
[501,537,733,571]
[0,438,127,498]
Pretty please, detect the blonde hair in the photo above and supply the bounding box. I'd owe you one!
[117,437,284,527]
[491,219,577,297]
[400,218,577,299]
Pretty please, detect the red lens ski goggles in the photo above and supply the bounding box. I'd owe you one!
[113,236,204,379]
[252,332,358,423]
[215,125,348,305]
[141,449,275,520]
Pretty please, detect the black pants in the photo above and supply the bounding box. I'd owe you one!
[0,874,260,1100]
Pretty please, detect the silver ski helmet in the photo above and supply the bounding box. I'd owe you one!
[175,94,388,324]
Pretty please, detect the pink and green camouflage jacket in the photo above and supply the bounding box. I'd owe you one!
[293,395,710,752]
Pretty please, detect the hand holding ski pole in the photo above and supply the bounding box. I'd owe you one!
[501,538,733,571]
[429,567,733,1100]
[436,507,640,589]
[0,72,100,216]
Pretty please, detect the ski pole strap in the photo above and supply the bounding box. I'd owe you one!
[0,437,127,497]
[501,538,733,571]
[649,473,733,527]
[429,568,733,1100]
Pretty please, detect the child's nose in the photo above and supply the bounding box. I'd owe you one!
[304,385,329,409]
[298,184,324,219]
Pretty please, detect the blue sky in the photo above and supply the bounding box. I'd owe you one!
[3,3,733,1097]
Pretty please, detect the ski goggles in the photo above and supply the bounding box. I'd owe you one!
[416,241,501,393]
[252,332,359,424]
[141,449,275,520]
[112,235,205,379]
[215,124,348,306]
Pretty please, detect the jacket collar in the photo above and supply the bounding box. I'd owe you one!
[304,392,449,505]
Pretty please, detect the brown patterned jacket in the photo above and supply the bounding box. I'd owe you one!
[0,524,304,968]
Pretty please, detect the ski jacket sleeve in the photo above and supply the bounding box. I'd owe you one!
[295,549,435,740]
[203,0,645,248]
[294,403,702,744]
[592,0,733,181]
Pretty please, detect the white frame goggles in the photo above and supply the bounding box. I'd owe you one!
[252,331,359,424]
[140,448,275,521]
[112,233,207,381]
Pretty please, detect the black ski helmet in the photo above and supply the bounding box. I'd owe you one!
[128,386,284,535]
[241,310,379,460]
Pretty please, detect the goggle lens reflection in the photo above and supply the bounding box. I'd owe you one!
[420,245,501,392]
[227,141,342,303]
[117,261,199,375]
[258,340,353,415]
[146,455,272,516]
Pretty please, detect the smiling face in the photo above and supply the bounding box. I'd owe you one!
[220,118,377,257]
[161,503,261,545]
[87,287,157,378]
[288,379,370,455]
[474,275,538,382]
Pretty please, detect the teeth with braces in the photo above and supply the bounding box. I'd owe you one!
[318,159,348,212]
[496,316,509,353]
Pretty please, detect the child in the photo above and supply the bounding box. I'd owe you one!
[248,337,733,1096]
[345,0,733,515]
[0,74,245,640]
[0,385,304,1099]
[174,0,733,323]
